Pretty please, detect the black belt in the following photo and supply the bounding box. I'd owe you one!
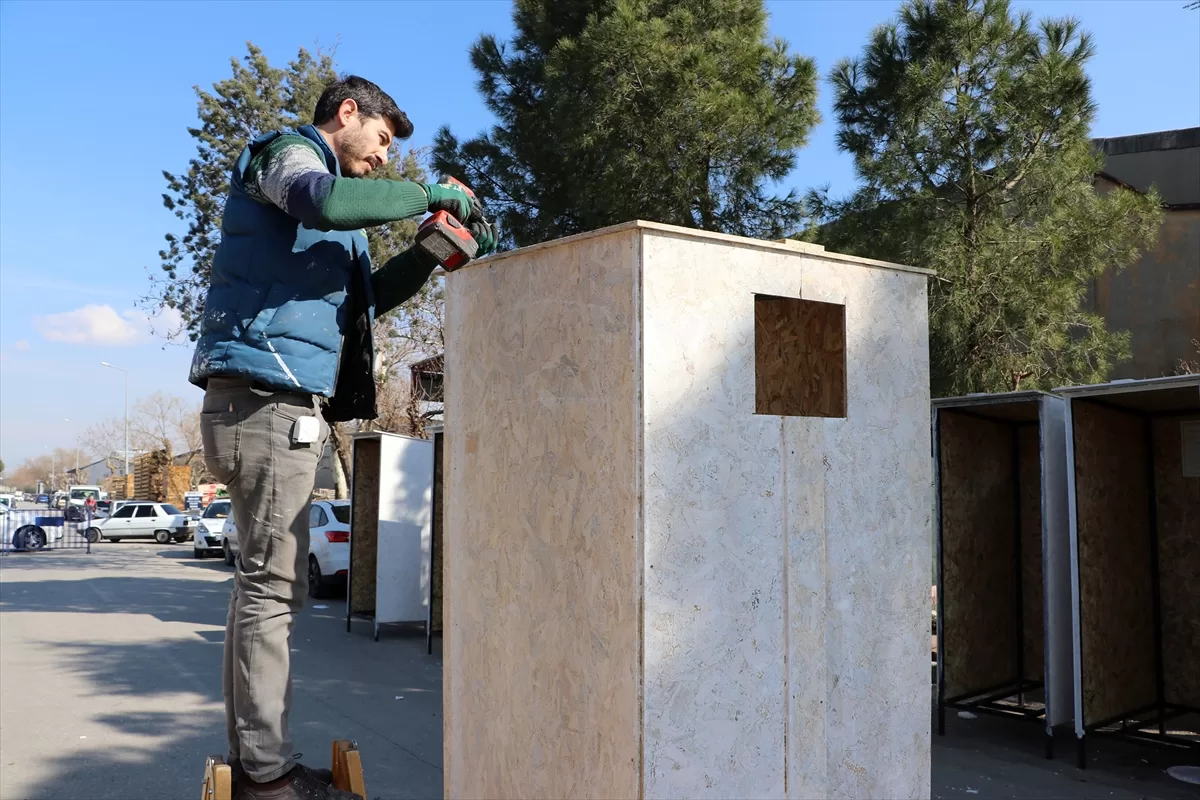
[207,376,324,407]
[207,376,262,390]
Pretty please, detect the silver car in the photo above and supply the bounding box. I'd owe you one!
[86,501,193,544]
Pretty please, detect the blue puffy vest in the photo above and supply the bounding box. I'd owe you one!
[188,125,374,397]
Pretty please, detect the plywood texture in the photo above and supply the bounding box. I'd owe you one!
[753,295,847,417]
[937,411,1019,698]
[444,223,931,800]
[350,438,380,617]
[1153,414,1200,708]
[641,235,931,800]
[1019,424,1045,682]
[443,229,641,800]
[1072,401,1156,724]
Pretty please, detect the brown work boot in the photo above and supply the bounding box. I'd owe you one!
[233,763,361,800]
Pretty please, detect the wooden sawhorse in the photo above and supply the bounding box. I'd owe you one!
[201,740,365,799]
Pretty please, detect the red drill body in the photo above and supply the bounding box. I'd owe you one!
[415,177,483,272]
[415,211,478,271]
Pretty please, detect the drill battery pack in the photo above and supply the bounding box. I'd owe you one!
[415,210,479,272]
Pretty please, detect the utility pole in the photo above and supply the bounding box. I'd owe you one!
[100,362,130,488]
[65,418,79,481]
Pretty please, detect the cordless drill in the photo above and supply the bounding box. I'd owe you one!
[415,176,483,272]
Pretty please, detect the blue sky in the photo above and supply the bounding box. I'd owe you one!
[1,0,1198,469]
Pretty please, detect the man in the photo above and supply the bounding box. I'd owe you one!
[191,76,495,800]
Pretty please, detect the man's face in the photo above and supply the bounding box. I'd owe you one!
[331,106,397,177]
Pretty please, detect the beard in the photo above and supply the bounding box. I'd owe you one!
[336,126,378,177]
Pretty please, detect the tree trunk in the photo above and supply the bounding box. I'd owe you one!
[329,422,352,499]
[162,439,174,503]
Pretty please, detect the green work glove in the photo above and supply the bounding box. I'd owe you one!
[420,182,474,223]
[469,220,498,256]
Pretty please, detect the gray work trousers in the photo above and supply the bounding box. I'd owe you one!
[200,379,330,782]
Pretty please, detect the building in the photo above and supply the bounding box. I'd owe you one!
[65,456,121,487]
[409,354,445,427]
[1089,127,1200,379]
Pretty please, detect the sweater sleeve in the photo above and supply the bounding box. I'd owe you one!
[371,244,440,317]
[249,135,429,230]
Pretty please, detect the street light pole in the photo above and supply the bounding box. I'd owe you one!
[65,418,78,479]
[100,362,130,488]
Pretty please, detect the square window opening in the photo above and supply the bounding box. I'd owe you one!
[754,294,847,418]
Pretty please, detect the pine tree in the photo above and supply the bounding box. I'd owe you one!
[148,43,432,341]
[433,0,820,247]
[806,0,1162,396]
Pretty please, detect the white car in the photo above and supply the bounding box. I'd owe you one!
[85,501,193,544]
[223,499,350,599]
[307,500,350,599]
[193,499,232,559]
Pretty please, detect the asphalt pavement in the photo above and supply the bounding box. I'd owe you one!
[1,542,1196,800]
[0,543,443,800]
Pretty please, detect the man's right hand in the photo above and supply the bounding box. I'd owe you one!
[421,182,476,223]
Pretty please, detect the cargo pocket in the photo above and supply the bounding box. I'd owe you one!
[200,410,243,484]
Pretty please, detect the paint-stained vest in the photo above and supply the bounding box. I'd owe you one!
[188,125,374,397]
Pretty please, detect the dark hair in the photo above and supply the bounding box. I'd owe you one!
[313,75,413,139]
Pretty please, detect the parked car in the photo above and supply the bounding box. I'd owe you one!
[84,501,192,544]
[193,499,232,559]
[2,518,65,550]
[223,499,350,599]
[35,494,50,505]
[307,500,350,598]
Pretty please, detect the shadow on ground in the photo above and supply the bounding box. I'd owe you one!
[933,704,1200,799]
[0,572,232,627]
[1,547,444,800]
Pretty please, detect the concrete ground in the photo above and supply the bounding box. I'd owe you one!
[0,543,442,800]
[933,707,1199,799]
[1,544,1196,799]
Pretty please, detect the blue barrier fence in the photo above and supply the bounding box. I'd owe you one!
[0,506,94,554]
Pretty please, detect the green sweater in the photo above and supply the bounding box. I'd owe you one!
[247,133,436,315]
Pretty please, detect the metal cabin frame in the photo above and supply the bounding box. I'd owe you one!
[933,391,1072,759]
[1057,375,1200,768]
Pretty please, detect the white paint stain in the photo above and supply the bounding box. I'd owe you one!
[265,339,301,387]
